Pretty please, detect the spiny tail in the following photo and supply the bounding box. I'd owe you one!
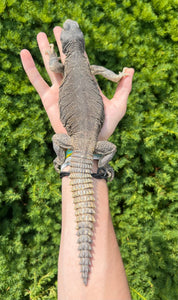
[69,151,96,286]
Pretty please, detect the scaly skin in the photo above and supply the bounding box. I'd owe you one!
[70,152,95,285]
[48,19,127,285]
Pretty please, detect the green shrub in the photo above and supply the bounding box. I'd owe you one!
[0,0,177,299]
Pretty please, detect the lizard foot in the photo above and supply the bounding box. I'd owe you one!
[116,67,130,82]
[53,157,61,173]
[45,44,64,73]
[97,165,114,181]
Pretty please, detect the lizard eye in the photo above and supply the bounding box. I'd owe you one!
[64,23,70,31]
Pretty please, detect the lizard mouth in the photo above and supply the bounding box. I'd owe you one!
[63,19,79,32]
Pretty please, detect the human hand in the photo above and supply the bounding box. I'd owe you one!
[20,26,134,140]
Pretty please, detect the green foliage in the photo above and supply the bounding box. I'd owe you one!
[0,0,177,299]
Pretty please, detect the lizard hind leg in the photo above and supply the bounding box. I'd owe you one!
[94,140,117,181]
[52,133,72,173]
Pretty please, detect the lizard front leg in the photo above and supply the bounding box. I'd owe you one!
[94,141,117,180]
[90,65,128,83]
[46,44,64,74]
[52,133,72,173]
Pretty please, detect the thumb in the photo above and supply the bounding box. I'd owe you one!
[112,68,135,103]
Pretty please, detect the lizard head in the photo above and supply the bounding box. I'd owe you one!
[60,19,85,55]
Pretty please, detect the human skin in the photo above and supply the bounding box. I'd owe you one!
[20,26,134,300]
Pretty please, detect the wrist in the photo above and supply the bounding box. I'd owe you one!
[61,149,99,173]
[61,159,98,173]
[92,159,98,173]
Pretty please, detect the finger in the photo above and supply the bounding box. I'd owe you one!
[37,32,63,85]
[112,68,135,103]
[53,26,66,64]
[20,49,49,99]
[107,68,134,128]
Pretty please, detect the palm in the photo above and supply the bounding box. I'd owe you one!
[20,26,134,140]
[42,84,67,135]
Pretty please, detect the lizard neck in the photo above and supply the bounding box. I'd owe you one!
[65,41,84,58]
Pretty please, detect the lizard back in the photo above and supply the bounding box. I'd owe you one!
[59,46,104,144]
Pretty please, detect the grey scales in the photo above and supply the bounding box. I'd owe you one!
[47,19,127,286]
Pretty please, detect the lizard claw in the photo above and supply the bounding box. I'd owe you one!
[118,68,130,79]
[45,44,54,56]
[122,67,130,76]
[45,44,61,60]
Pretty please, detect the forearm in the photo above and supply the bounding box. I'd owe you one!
[20,28,134,300]
[58,162,131,300]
